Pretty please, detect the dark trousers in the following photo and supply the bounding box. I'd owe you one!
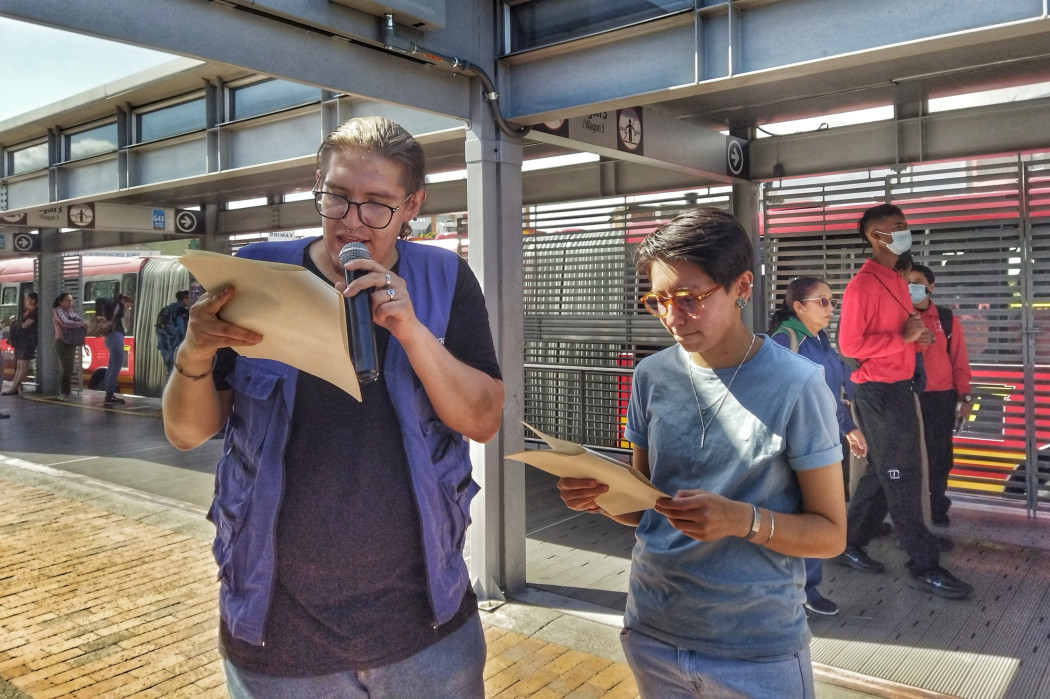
[847,380,939,572]
[54,340,77,394]
[920,389,957,521]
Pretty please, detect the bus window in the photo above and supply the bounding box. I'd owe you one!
[122,273,138,302]
[84,281,120,314]
[1,286,18,325]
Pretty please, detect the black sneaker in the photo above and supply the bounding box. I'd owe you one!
[834,545,886,574]
[804,593,840,616]
[908,566,973,600]
[104,396,126,405]
[931,513,951,527]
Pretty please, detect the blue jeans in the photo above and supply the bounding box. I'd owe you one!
[160,348,177,378]
[224,613,486,699]
[103,331,125,396]
[620,626,814,698]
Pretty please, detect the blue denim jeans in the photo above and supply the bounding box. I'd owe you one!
[159,348,176,378]
[223,613,486,699]
[620,626,814,698]
[103,331,125,396]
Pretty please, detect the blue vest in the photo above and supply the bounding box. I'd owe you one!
[209,237,475,644]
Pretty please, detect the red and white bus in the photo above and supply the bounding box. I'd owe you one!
[0,254,188,394]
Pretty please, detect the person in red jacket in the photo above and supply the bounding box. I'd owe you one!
[907,263,972,528]
[833,204,972,600]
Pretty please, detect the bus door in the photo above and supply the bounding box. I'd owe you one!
[2,281,36,381]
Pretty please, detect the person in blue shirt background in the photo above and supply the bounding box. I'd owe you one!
[156,290,191,379]
[770,276,867,617]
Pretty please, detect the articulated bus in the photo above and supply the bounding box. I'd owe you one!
[0,254,190,396]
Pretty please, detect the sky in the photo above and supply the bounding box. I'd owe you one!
[0,17,177,121]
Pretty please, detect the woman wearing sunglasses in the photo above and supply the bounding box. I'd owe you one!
[557,208,846,698]
[770,276,868,618]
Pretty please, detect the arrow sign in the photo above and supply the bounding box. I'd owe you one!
[727,140,745,177]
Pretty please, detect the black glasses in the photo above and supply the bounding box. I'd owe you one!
[800,297,838,309]
[640,285,721,318]
[313,191,411,229]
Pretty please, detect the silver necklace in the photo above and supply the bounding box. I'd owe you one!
[684,334,757,448]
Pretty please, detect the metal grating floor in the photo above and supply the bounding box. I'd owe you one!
[524,469,1050,699]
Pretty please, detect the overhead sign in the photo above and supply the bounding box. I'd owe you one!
[532,108,749,182]
[0,202,205,236]
[727,138,748,178]
[69,203,96,229]
[175,210,205,236]
[617,108,643,154]
[13,233,40,253]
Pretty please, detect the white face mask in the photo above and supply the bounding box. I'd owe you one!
[876,228,912,256]
[908,283,929,305]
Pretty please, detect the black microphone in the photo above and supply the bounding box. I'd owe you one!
[339,242,380,384]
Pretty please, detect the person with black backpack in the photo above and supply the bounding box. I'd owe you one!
[156,290,191,379]
[906,264,972,528]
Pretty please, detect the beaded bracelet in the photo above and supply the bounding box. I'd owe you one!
[175,352,217,381]
[764,510,776,544]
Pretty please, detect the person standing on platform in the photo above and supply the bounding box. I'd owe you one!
[52,293,88,400]
[156,290,191,378]
[4,292,39,396]
[162,116,504,698]
[770,276,867,617]
[907,263,972,528]
[833,204,972,600]
[558,208,846,698]
[102,294,132,405]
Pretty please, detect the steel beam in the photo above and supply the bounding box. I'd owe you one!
[0,0,470,119]
[501,0,1050,123]
[750,97,1050,180]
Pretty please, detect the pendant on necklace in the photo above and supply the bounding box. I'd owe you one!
[685,334,757,450]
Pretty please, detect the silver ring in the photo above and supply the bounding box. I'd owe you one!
[386,288,395,300]
[384,273,392,288]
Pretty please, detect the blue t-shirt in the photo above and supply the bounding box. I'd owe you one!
[623,337,842,659]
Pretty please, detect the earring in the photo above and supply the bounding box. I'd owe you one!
[736,298,747,309]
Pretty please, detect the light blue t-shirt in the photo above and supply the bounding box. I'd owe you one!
[623,337,842,659]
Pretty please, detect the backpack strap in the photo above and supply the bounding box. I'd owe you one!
[936,305,954,354]
[783,326,800,354]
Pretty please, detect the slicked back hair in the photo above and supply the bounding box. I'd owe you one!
[634,207,753,290]
[316,116,426,195]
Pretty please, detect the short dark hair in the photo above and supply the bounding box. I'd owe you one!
[633,207,753,289]
[857,203,905,245]
[911,263,934,285]
[176,290,190,302]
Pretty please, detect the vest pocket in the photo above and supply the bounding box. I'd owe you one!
[211,360,286,589]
